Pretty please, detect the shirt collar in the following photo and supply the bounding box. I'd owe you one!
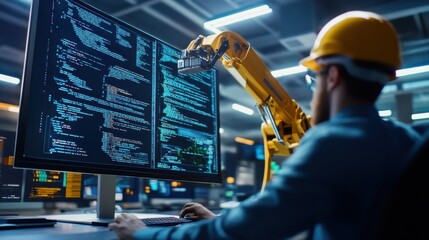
[331,105,380,122]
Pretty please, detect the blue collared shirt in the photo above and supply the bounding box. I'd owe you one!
[135,105,421,240]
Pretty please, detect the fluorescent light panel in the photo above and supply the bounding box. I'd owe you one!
[412,112,429,120]
[378,110,392,117]
[232,103,254,115]
[396,65,429,77]
[205,26,221,34]
[272,64,429,78]
[204,5,272,33]
[0,74,20,85]
[8,106,20,113]
[271,66,307,77]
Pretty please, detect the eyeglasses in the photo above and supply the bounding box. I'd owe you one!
[305,70,317,91]
[305,67,330,91]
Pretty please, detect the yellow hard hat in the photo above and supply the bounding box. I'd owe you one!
[300,11,401,80]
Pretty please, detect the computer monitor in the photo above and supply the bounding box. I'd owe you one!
[15,0,220,220]
[0,129,44,210]
[0,130,23,202]
[23,170,141,211]
[115,177,140,203]
[143,179,195,210]
[83,175,140,203]
[0,129,140,208]
[23,170,88,202]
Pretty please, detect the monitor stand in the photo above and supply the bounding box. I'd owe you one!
[94,174,116,223]
[41,174,117,226]
[42,175,175,226]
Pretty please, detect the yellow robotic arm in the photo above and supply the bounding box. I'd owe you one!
[178,31,311,190]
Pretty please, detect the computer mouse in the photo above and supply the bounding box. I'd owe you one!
[182,214,198,221]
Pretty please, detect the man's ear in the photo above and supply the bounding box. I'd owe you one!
[326,65,342,92]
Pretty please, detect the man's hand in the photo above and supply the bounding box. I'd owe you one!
[108,213,146,240]
[179,202,216,220]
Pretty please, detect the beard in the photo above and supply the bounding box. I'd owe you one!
[310,87,330,125]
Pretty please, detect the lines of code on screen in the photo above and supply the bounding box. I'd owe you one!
[23,0,218,176]
[24,170,83,201]
[155,44,217,174]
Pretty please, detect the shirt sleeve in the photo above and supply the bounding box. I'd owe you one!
[134,128,340,240]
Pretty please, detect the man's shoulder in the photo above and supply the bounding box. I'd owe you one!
[302,118,421,146]
[296,123,353,156]
[382,119,422,140]
[302,121,357,141]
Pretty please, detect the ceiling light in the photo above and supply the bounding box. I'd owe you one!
[205,26,221,34]
[8,106,20,113]
[204,4,272,33]
[378,110,392,117]
[271,66,307,77]
[412,112,429,120]
[219,128,225,134]
[396,64,429,77]
[232,103,254,115]
[272,64,429,79]
[0,74,20,85]
[234,137,254,145]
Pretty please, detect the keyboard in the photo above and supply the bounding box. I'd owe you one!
[90,215,193,227]
[142,217,192,226]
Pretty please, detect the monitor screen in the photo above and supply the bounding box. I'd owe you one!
[23,170,88,202]
[15,0,220,183]
[0,130,23,202]
[143,179,195,209]
[114,177,140,203]
[23,170,140,203]
[83,175,140,203]
[144,179,195,199]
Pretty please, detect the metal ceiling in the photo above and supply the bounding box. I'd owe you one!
[0,0,429,146]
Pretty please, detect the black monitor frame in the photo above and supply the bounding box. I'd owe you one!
[15,0,221,184]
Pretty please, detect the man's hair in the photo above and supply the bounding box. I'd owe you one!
[333,60,392,103]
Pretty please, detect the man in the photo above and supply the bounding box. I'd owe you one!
[109,11,421,240]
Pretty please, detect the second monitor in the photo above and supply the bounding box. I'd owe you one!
[24,171,140,205]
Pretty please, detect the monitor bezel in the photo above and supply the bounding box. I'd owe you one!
[15,0,222,184]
